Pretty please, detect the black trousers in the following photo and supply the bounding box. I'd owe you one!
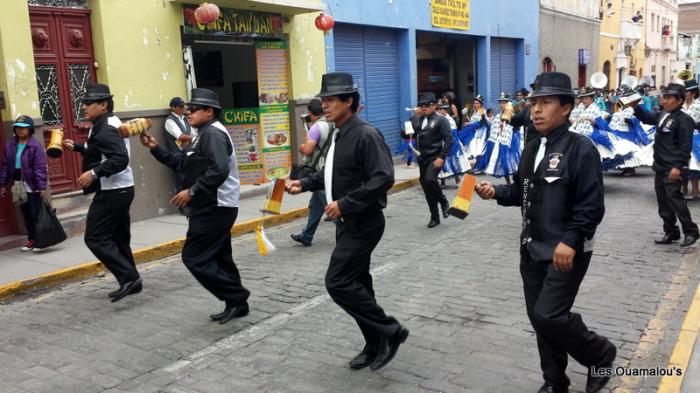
[85,186,140,286]
[20,192,42,242]
[418,157,448,220]
[182,206,249,305]
[654,172,699,236]
[326,211,399,352]
[520,250,615,388]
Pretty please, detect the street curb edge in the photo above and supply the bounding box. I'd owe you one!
[657,281,700,393]
[0,177,420,302]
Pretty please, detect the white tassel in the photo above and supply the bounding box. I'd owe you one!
[256,225,276,256]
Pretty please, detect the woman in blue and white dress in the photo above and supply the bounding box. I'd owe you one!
[437,103,470,185]
[682,79,700,199]
[474,93,521,184]
[459,95,490,161]
[605,99,654,173]
[571,90,638,170]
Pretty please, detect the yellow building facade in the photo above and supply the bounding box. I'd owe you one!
[598,0,646,89]
[0,0,327,236]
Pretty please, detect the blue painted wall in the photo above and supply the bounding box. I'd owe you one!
[323,0,540,111]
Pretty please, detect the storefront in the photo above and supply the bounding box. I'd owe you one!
[325,0,539,152]
[181,6,293,184]
[0,0,325,240]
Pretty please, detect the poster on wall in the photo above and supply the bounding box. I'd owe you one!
[221,108,265,185]
[431,0,470,31]
[256,41,291,181]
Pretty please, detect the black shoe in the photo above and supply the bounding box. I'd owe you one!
[654,233,680,244]
[290,234,311,247]
[537,384,569,393]
[427,219,440,228]
[586,345,616,393]
[440,202,450,219]
[110,278,143,303]
[370,326,409,371]
[216,302,250,324]
[348,346,377,370]
[681,233,699,247]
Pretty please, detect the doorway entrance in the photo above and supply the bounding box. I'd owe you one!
[29,5,96,194]
[416,31,476,115]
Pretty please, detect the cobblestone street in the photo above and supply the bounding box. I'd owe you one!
[1,168,699,393]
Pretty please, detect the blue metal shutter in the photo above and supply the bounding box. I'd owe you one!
[333,24,367,117]
[490,37,518,107]
[333,24,401,152]
[490,38,502,107]
[498,38,518,98]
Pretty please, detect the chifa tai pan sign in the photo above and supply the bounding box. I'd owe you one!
[183,5,283,40]
[431,0,470,31]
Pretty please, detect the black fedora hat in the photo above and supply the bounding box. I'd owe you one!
[529,74,540,90]
[82,83,113,102]
[472,94,485,104]
[685,79,699,92]
[578,90,596,98]
[316,72,358,97]
[663,83,686,99]
[418,92,437,105]
[529,72,575,99]
[188,88,221,110]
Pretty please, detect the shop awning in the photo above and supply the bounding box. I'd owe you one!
[170,0,325,16]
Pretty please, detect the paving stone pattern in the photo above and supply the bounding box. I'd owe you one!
[0,168,698,393]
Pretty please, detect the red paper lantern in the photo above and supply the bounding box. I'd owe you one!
[315,13,334,32]
[195,3,220,24]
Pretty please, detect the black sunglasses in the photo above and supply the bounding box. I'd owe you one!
[187,105,206,113]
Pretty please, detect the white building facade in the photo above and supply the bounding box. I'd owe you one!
[644,0,679,87]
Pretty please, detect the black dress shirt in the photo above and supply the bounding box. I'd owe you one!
[494,122,605,261]
[411,112,453,160]
[73,112,129,194]
[300,114,394,216]
[634,106,694,172]
[151,119,233,215]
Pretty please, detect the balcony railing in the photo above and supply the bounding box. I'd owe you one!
[620,20,643,41]
[662,36,675,51]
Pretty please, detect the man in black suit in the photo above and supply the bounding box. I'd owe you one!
[476,72,616,393]
[633,82,699,247]
[286,73,408,372]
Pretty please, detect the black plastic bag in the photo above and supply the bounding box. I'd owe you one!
[35,199,67,249]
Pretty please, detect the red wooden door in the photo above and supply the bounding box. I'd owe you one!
[0,111,18,236]
[30,6,95,194]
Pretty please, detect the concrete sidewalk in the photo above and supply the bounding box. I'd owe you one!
[0,163,419,295]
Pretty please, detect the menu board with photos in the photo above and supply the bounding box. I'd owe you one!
[221,108,265,184]
[255,41,291,181]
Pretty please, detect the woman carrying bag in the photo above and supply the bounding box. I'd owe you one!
[0,115,48,252]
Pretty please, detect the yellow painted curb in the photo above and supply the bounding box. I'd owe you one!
[657,282,700,393]
[0,178,419,302]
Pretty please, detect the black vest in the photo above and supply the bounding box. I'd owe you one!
[164,112,192,153]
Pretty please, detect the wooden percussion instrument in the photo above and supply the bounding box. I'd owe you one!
[46,129,64,158]
[118,118,152,138]
[447,174,477,219]
[260,178,286,215]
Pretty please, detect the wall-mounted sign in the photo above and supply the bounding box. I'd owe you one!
[183,5,283,40]
[579,48,592,65]
[222,108,265,185]
[431,0,470,31]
